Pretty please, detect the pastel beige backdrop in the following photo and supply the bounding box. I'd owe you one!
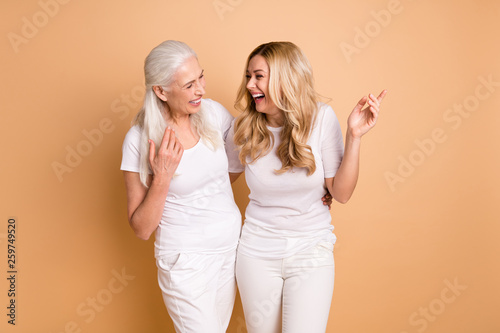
[1,0,499,332]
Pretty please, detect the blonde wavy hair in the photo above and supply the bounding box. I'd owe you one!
[132,40,222,186]
[233,41,320,175]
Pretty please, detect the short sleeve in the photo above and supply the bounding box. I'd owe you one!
[120,125,142,173]
[225,120,245,173]
[203,99,234,141]
[319,104,344,178]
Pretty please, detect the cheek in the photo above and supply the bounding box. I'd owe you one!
[259,81,268,94]
[181,91,192,102]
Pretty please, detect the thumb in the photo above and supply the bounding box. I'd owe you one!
[353,96,368,112]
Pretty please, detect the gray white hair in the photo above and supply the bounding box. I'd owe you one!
[132,40,222,186]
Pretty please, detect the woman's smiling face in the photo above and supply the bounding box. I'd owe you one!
[163,56,206,118]
[246,55,283,126]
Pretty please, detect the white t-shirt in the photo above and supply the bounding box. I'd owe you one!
[121,99,242,259]
[226,103,344,259]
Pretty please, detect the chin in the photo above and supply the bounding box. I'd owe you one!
[189,106,201,114]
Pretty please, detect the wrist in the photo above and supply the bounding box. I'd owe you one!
[346,128,362,142]
[150,173,172,188]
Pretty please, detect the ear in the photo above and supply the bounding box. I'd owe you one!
[152,86,168,102]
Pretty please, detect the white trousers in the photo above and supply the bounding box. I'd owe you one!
[236,243,335,333]
[156,250,237,333]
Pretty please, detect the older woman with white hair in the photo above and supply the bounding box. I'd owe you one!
[120,40,241,333]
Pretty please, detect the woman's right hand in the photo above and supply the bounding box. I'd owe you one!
[148,127,184,183]
[124,127,183,241]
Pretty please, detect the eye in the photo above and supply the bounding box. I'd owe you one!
[256,75,263,79]
[245,75,250,79]
[199,74,204,79]
[186,84,193,89]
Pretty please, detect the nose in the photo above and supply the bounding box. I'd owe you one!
[195,81,205,95]
[246,76,255,90]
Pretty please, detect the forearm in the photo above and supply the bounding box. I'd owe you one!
[129,177,171,240]
[325,90,385,203]
[330,130,361,204]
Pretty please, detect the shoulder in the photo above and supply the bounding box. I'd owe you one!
[202,98,233,127]
[124,124,142,139]
[317,102,335,116]
[123,124,142,148]
[315,102,339,126]
[202,98,228,114]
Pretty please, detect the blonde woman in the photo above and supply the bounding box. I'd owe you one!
[120,40,241,332]
[226,42,387,332]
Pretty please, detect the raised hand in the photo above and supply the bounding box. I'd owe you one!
[347,89,387,138]
[148,127,184,183]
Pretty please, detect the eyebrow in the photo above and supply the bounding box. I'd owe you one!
[182,70,204,88]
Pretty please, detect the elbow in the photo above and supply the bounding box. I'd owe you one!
[330,185,355,204]
[135,231,152,241]
[336,197,350,204]
[129,219,155,241]
[334,193,352,204]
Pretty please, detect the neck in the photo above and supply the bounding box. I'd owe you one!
[164,108,191,130]
[266,112,284,128]
[170,114,191,129]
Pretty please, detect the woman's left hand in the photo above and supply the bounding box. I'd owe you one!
[347,89,387,138]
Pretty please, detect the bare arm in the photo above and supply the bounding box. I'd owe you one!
[325,132,360,204]
[124,127,183,240]
[325,90,387,204]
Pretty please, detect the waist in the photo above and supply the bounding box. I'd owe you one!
[237,221,335,259]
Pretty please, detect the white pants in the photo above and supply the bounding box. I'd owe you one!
[236,243,335,333]
[156,250,237,333]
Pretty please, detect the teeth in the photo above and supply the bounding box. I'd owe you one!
[190,98,201,104]
[252,94,264,98]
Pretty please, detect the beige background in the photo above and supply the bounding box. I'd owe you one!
[1,0,499,332]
